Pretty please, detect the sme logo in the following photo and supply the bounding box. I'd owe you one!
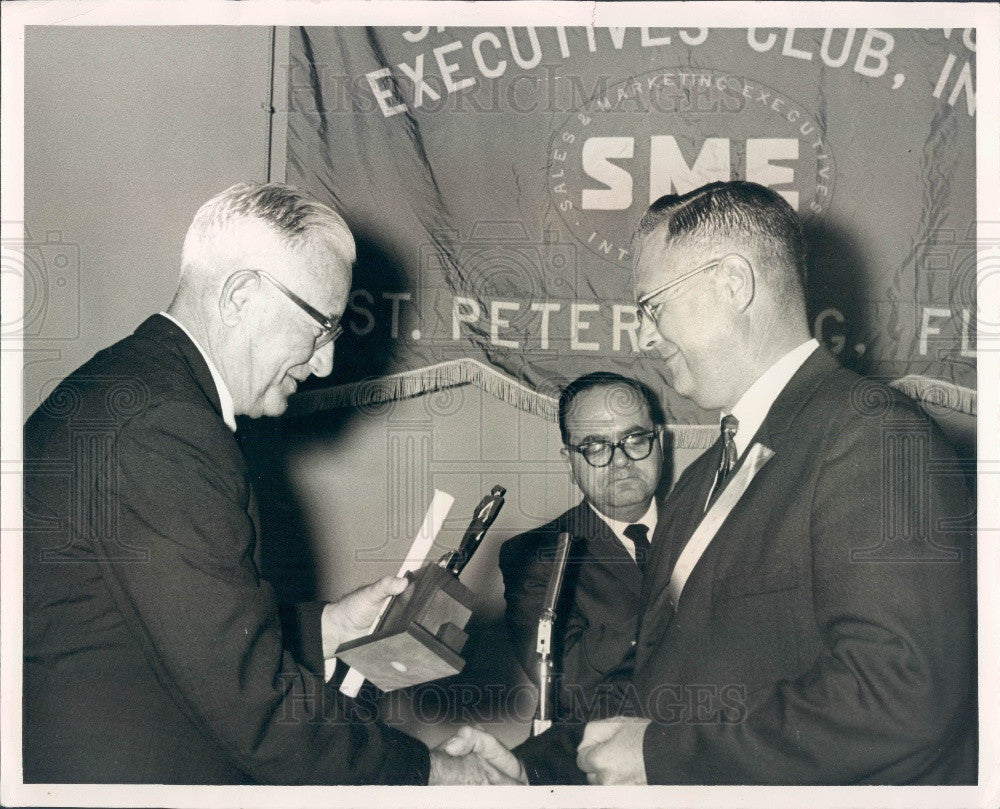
[548,68,836,266]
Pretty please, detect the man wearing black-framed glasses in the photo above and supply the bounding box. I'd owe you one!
[500,372,668,723]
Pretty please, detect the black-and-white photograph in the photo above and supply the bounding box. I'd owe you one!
[1,2,997,807]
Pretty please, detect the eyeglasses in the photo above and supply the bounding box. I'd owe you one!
[255,270,343,349]
[635,259,720,323]
[566,430,659,468]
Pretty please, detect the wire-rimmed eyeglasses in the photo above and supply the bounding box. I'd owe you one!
[635,259,720,323]
[255,269,343,349]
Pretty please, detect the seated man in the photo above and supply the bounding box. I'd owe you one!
[499,372,668,721]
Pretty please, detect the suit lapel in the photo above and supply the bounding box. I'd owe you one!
[134,314,227,428]
[136,315,263,582]
[566,502,642,597]
[757,348,841,449]
[642,349,842,618]
[246,486,263,584]
[642,444,719,607]
[668,442,776,605]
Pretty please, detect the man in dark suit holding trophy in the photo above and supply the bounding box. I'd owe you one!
[445,180,976,785]
[23,182,516,785]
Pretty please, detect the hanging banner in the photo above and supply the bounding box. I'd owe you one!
[285,26,977,429]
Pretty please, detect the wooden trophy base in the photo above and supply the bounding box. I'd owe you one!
[335,563,473,692]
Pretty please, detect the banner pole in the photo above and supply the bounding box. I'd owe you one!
[265,26,289,183]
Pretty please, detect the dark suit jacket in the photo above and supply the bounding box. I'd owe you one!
[23,314,429,784]
[499,502,645,720]
[517,349,976,784]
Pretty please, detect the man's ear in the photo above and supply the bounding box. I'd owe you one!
[718,254,754,313]
[560,443,575,469]
[561,446,583,488]
[219,270,260,326]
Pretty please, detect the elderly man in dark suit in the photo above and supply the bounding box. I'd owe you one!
[499,372,666,721]
[23,182,514,785]
[443,180,976,785]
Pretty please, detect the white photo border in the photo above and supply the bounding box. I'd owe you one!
[2,2,997,807]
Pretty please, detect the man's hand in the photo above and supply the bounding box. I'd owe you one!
[320,575,408,658]
[437,725,528,784]
[576,716,650,785]
[428,750,521,785]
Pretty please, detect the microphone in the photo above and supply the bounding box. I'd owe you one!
[532,531,572,736]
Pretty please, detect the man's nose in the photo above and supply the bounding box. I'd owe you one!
[610,443,632,467]
[308,341,335,378]
[637,314,663,352]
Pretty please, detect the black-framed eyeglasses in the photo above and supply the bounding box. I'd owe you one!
[255,270,343,349]
[566,429,659,468]
[635,259,720,324]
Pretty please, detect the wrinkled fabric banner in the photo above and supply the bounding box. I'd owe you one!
[285,26,976,430]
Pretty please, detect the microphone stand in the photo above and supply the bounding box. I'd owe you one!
[532,531,572,736]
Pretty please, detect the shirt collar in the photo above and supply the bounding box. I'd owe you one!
[726,338,819,457]
[587,498,658,560]
[159,311,237,432]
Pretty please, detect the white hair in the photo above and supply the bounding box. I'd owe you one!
[180,182,355,286]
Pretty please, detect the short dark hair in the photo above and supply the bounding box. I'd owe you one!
[636,180,807,300]
[558,372,665,444]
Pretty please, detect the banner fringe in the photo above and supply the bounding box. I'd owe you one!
[889,375,977,416]
[287,358,559,420]
[287,362,973,449]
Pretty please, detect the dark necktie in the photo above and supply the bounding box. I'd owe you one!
[706,414,739,510]
[623,523,651,575]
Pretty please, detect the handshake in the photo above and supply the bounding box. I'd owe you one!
[329,568,652,785]
[428,726,527,785]
[426,717,651,785]
[322,576,645,783]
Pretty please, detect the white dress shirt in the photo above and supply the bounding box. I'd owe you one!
[159,311,237,432]
[726,338,819,458]
[588,498,658,562]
